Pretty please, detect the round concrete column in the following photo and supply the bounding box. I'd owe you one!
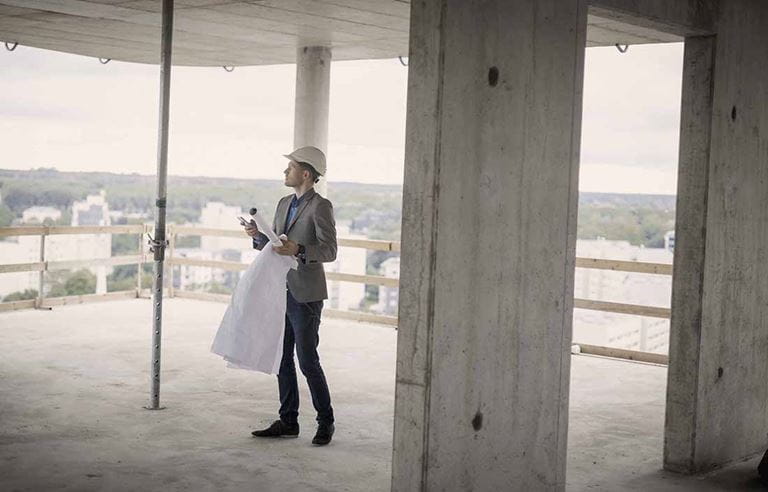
[293,45,331,197]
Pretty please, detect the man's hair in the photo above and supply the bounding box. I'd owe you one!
[297,162,321,183]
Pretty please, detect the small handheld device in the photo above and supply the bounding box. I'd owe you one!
[238,216,254,227]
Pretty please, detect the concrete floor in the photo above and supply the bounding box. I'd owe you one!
[0,299,763,491]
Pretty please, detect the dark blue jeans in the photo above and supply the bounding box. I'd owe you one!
[278,290,334,426]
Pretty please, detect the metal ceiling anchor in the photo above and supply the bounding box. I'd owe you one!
[99,57,111,64]
[398,56,408,67]
[223,65,235,72]
[615,43,629,54]
[4,41,18,51]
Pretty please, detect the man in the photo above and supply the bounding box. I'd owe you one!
[245,146,337,446]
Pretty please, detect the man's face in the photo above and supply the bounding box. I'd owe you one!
[283,161,306,187]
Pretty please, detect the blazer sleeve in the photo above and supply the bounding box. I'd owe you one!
[252,232,269,251]
[252,201,280,250]
[305,198,337,263]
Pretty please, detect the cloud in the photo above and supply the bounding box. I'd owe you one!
[1,43,685,194]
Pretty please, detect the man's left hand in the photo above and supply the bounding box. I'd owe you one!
[273,239,299,256]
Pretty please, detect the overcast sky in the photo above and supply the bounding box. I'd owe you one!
[0,42,683,194]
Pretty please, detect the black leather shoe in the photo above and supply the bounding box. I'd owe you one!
[251,420,299,438]
[312,423,334,445]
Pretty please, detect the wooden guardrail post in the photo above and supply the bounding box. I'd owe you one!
[36,229,46,308]
[136,227,144,298]
[167,225,175,298]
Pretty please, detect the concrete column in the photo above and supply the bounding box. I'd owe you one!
[293,45,331,197]
[665,1,768,473]
[391,1,587,490]
[664,35,716,474]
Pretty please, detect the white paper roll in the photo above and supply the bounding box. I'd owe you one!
[251,210,282,246]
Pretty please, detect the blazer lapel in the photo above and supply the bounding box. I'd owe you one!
[275,197,290,234]
[286,189,315,233]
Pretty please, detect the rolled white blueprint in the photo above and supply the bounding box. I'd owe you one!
[250,209,283,246]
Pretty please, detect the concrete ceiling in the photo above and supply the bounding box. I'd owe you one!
[0,0,681,66]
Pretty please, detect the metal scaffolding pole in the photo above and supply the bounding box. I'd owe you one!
[146,0,174,410]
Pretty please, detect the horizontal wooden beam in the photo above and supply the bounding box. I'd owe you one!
[0,225,145,237]
[0,262,45,274]
[0,299,37,312]
[0,225,402,252]
[338,237,400,252]
[0,226,47,237]
[170,226,246,238]
[41,290,138,308]
[174,290,230,303]
[324,308,398,326]
[47,255,145,271]
[169,226,401,252]
[173,289,398,326]
[326,271,398,288]
[46,225,145,235]
[168,257,246,271]
[574,342,669,365]
[168,258,398,287]
[139,288,169,299]
[574,298,670,319]
[575,257,672,275]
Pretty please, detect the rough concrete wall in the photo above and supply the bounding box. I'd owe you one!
[392,0,586,490]
[664,35,716,474]
[695,0,768,471]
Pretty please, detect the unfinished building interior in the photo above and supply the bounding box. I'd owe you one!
[1,0,767,490]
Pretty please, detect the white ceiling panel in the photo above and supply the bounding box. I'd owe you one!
[0,0,681,66]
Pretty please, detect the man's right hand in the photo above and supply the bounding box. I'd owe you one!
[244,223,259,238]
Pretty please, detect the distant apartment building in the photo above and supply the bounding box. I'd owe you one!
[173,201,256,294]
[372,256,400,316]
[327,224,367,311]
[0,191,112,299]
[664,230,675,252]
[199,202,248,252]
[22,206,61,223]
[174,249,216,291]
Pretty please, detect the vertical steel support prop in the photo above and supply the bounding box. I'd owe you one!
[147,0,174,410]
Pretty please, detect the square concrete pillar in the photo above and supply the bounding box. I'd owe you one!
[665,1,768,473]
[392,1,587,490]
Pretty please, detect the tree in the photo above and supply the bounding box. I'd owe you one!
[112,233,140,256]
[3,289,38,302]
[3,187,36,213]
[0,203,14,227]
[48,269,97,297]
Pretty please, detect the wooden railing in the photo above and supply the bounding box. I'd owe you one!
[0,225,672,364]
[0,224,149,311]
[168,225,401,326]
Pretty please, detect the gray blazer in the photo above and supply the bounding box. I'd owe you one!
[253,188,337,302]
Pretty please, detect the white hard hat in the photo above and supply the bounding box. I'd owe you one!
[283,146,326,176]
